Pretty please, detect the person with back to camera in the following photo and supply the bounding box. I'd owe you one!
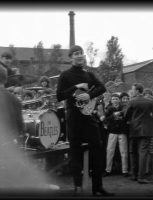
[0,63,24,148]
[0,52,15,76]
[143,88,153,180]
[56,45,114,196]
[125,83,153,184]
[0,52,18,88]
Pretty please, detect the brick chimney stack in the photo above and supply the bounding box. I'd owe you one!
[68,11,75,48]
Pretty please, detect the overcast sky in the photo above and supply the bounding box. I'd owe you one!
[0,5,153,66]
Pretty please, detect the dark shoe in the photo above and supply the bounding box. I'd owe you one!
[74,186,83,194]
[123,172,129,177]
[103,171,111,177]
[129,176,137,181]
[92,188,115,196]
[137,178,152,184]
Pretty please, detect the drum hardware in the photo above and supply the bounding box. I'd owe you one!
[24,133,30,148]
[26,136,45,150]
[39,94,58,110]
[22,99,44,111]
[19,146,38,151]
[50,142,69,150]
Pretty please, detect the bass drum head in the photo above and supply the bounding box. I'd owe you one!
[38,110,61,149]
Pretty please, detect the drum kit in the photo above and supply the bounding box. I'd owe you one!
[22,96,66,150]
[7,74,67,151]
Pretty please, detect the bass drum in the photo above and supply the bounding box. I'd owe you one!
[38,109,61,149]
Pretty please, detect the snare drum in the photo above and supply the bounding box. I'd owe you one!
[38,109,61,149]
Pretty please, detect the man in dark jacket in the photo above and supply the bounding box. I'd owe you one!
[56,45,113,196]
[0,52,15,77]
[0,52,17,88]
[125,83,153,184]
[0,63,24,145]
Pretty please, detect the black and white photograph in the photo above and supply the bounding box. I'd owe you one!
[0,3,153,198]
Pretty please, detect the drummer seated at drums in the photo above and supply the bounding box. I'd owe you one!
[39,75,50,89]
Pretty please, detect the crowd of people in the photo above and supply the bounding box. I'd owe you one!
[93,84,153,185]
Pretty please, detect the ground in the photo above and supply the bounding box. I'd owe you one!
[41,171,153,198]
[0,145,152,199]
[0,159,153,199]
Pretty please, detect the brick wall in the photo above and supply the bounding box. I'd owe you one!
[123,62,153,90]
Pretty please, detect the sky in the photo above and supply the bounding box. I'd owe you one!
[0,5,153,66]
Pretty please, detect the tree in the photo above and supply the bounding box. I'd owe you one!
[33,41,45,75]
[85,42,98,67]
[98,36,124,83]
[97,61,111,83]
[105,36,124,80]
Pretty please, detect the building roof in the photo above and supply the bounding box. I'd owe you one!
[0,46,70,62]
[123,59,153,74]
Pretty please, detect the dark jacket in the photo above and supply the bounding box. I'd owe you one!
[56,65,106,141]
[105,104,128,134]
[125,95,153,138]
[56,65,106,110]
[0,87,24,144]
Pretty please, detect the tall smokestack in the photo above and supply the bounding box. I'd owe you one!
[68,11,75,48]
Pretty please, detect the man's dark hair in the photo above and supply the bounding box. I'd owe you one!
[39,76,50,86]
[120,92,129,99]
[1,52,12,59]
[133,83,144,94]
[68,45,84,57]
